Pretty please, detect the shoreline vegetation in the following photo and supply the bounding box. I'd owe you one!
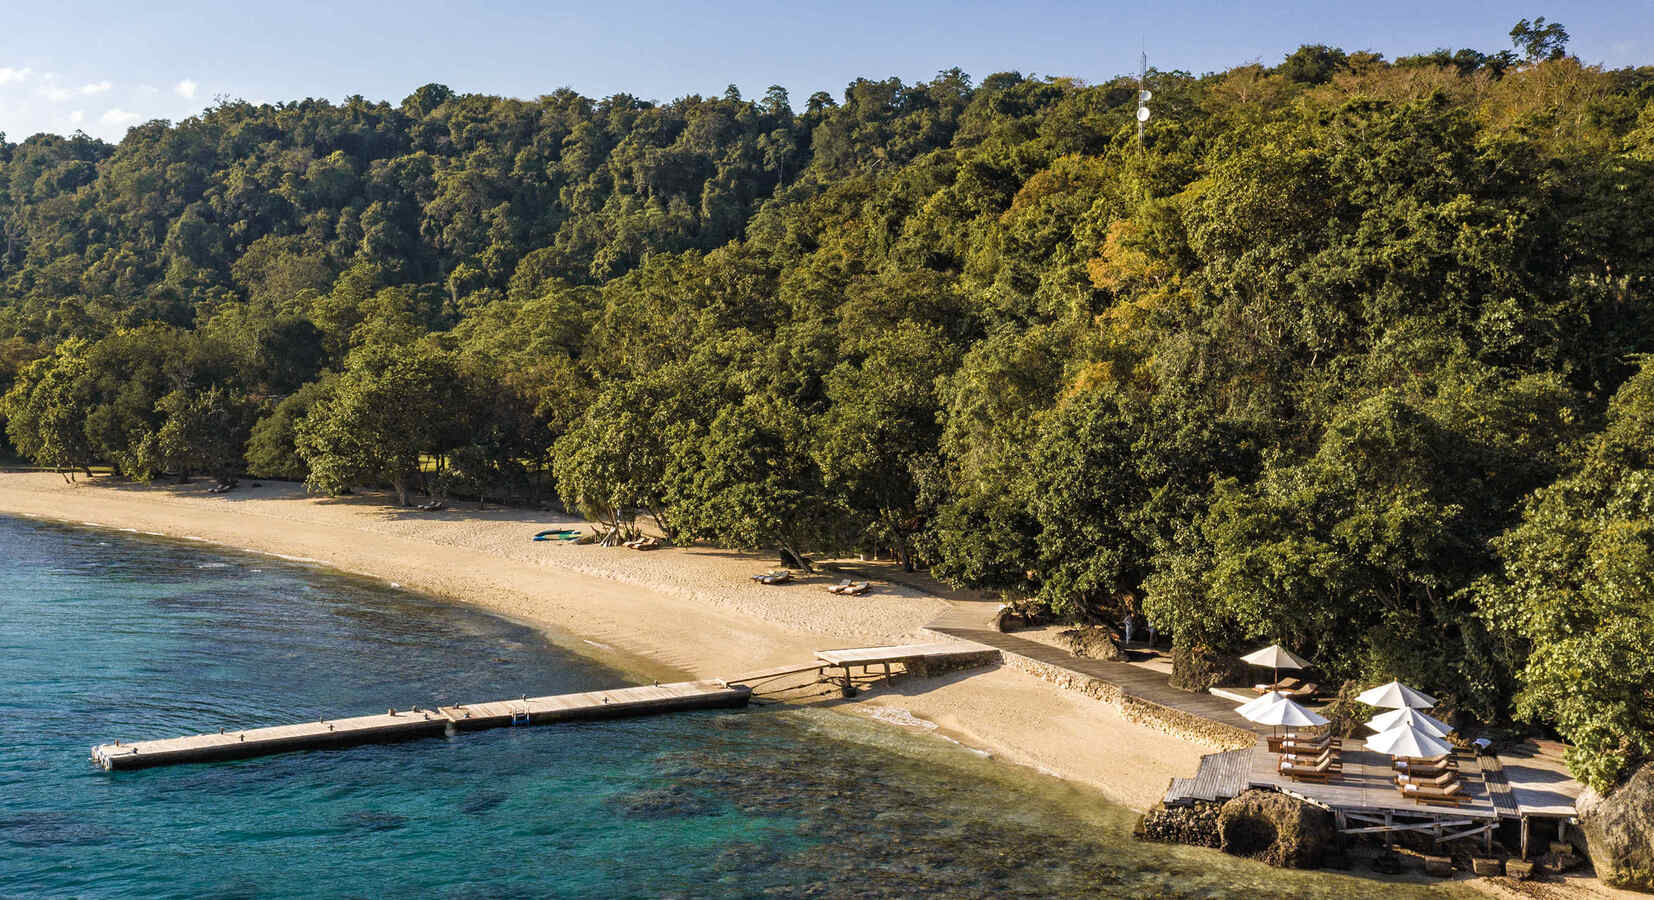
[2,21,1653,890]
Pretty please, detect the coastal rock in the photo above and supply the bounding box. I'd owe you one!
[1578,761,1654,891]
[1059,626,1127,662]
[1169,642,1247,693]
[1217,790,1336,868]
[1138,801,1221,848]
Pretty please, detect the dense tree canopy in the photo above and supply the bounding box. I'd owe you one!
[5,26,1654,785]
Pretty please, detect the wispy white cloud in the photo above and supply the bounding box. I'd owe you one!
[69,110,84,125]
[174,78,198,99]
[0,66,32,85]
[40,79,114,102]
[99,108,142,127]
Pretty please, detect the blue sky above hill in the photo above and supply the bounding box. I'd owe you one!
[2,0,1649,142]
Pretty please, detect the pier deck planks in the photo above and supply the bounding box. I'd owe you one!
[93,680,749,770]
[1246,736,1500,820]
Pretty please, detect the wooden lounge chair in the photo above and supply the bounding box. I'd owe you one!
[1401,781,1465,806]
[1270,733,1339,754]
[1279,757,1341,782]
[1285,682,1319,699]
[1282,749,1339,768]
[1393,754,1457,773]
[1395,769,1458,788]
[755,571,793,585]
[1253,677,1303,694]
[839,581,870,596]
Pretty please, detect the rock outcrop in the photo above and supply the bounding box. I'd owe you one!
[1169,642,1247,693]
[1139,801,1221,848]
[1217,790,1337,869]
[1059,626,1127,661]
[1578,761,1654,891]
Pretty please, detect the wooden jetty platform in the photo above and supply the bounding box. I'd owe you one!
[815,642,998,689]
[92,680,749,771]
[91,641,999,772]
[441,680,747,729]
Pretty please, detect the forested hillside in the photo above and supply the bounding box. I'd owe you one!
[5,29,1653,788]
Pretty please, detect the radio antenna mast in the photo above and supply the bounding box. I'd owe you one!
[1136,50,1151,147]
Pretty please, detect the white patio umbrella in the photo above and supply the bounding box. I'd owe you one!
[1365,707,1451,737]
[1242,697,1328,738]
[1239,644,1311,689]
[1355,680,1437,710]
[1234,690,1290,719]
[1365,723,1452,759]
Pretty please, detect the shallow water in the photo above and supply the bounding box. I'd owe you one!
[0,515,1462,898]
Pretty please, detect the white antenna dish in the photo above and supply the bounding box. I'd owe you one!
[1136,51,1150,145]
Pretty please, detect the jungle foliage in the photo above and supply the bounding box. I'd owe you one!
[4,28,1653,788]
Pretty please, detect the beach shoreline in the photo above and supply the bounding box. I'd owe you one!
[0,471,1208,812]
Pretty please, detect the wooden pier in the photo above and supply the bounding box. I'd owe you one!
[92,679,749,771]
[91,642,997,772]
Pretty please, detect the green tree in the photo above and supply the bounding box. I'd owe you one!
[1478,361,1654,790]
[666,394,846,569]
[295,344,467,505]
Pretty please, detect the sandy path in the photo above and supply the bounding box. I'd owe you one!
[0,472,1204,811]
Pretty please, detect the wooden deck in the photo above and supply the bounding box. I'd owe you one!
[441,680,749,730]
[925,607,1260,733]
[815,642,977,667]
[92,679,750,770]
[1246,737,1499,821]
[1165,748,1253,805]
[91,709,450,770]
[1488,740,1581,818]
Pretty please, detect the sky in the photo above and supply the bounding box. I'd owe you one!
[2,0,1650,142]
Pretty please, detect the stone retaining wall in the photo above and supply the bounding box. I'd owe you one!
[993,648,1256,750]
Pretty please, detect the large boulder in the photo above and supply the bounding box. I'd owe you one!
[1218,790,1337,868]
[1059,626,1128,661]
[1169,642,1248,693]
[1578,761,1654,891]
[1138,801,1221,848]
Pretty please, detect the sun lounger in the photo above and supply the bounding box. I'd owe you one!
[1393,754,1456,771]
[1282,749,1338,768]
[1395,769,1458,788]
[1400,781,1465,805]
[1253,677,1303,694]
[1279,757,1341,782]
[1284,682,1319,699]
[1269,733,1338,753]
[754,571,793,585]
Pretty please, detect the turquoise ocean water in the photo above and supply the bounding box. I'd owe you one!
[0,514,1459,898]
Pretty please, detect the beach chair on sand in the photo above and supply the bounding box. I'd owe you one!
[752,571,793,585]
[827,579,854,594]
[1400,781,1465,806]
[838,581,871,595]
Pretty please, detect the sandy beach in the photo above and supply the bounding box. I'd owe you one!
[0,471,1205,812]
